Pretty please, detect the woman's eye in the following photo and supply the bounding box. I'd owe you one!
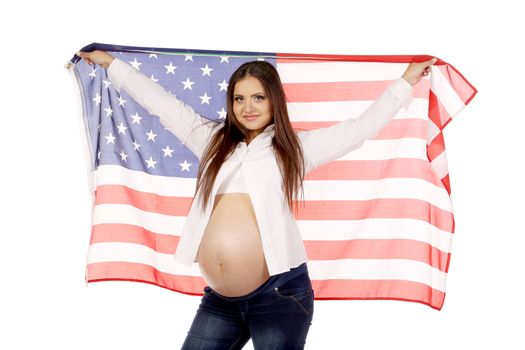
[234,95,264,102]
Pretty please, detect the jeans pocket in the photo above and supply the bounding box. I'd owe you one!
[273,274,313,316]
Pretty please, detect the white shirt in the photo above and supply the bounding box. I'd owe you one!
[216,163,249,194]
[107,57,413,276]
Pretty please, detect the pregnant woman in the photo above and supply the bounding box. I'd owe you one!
[76,49,435,349]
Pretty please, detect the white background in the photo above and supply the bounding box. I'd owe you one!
[2,0,523,348]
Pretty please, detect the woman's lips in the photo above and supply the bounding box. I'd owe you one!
[245,115,258,121]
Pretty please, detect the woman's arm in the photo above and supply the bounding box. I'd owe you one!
[106,57,219,160]
[297,77,413,173]
[297,57,437,174]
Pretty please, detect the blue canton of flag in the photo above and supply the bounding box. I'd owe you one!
[75,50,275,178]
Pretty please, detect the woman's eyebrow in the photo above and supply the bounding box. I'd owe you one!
[233,92,266,97]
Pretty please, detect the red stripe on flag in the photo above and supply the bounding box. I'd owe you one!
[87,261,206,294]
[310,278,445,310]
[441,174,451,195]
[305,159,443,188]
[428,131,446,162]
[304,239,450,272]
[90,223,179,254]
[292,118,427,140]
[428,89,452,131]
[276,53,438,64]
[95,185,192,216]
[86,262,445,310]
[283,79,430,103]
[294,199,453,232]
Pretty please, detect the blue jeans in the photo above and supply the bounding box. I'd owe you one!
[181,263,314,349]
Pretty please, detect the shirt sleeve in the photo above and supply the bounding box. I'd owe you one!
[107,57,220,160]
[297,77,413,173]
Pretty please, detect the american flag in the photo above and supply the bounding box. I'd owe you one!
[66,43,476,310]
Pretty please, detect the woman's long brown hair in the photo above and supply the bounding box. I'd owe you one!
[193,60,305,214]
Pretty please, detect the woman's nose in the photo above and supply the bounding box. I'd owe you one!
[244,99,254,112]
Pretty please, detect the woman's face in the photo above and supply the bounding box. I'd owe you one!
[233,75,273,142]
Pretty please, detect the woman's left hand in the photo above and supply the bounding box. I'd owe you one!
[402,57,438,86]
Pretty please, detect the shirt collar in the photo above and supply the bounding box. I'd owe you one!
[240,123,274,147]
[263,124,275,133]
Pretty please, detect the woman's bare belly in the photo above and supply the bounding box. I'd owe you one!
[197,193,270,297]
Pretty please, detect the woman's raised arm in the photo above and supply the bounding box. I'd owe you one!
[77,50,220,160]
[297,57,436,174]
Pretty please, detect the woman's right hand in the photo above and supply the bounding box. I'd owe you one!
[76,50,115,69]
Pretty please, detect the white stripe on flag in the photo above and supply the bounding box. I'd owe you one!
[87,242,447,292]
[297,218,453,253]
[430,151,450,179]
[431,66,466,119]
[93,165,197,196]
[287,99,429,123]
[302,178,452,212]
[92,203,185,235]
